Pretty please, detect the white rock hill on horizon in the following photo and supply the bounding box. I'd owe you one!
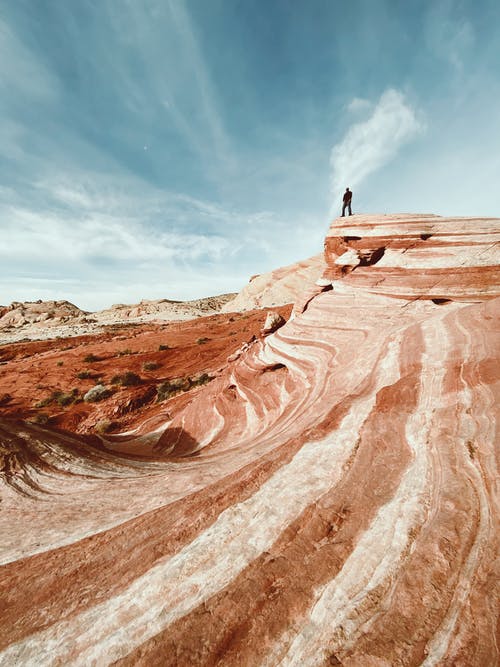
[0,293,237,344]
[0,212,499,666]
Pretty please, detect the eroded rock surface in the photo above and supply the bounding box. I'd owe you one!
[0,214,498,666]
[222,253,325,312]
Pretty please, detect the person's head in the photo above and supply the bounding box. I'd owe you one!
[345,187,350,192]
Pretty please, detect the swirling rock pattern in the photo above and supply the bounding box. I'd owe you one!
[0,214,499,666]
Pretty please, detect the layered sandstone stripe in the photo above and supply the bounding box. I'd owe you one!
[0,214,498,666]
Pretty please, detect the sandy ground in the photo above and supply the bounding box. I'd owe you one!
[0,306,292,435]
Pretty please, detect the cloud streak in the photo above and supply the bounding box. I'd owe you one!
[330,89,424,212]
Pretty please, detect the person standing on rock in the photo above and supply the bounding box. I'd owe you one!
[341,188,353,217]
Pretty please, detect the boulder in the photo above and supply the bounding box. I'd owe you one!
[83,384,111,403]
[261,311,286,335]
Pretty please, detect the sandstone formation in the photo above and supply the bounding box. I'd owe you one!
[0,300,86,329]
[0,214,498,666]
[222,253,325,312]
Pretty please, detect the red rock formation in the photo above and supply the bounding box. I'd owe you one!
[0,214,498,666]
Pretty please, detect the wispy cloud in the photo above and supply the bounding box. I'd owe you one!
[0,18,58,100]
[2,206,231,264]
[425,0,475,72]
[330,89,424,211]
[0,168,310,308]
[166,0,233,170]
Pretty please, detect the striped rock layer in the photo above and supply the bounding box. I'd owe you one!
[0,214,499,666]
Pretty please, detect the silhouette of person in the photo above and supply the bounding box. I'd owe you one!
[341,188,353,217]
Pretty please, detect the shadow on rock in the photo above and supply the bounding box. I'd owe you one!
[153,426,200,458]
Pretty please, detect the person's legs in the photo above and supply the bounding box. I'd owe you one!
[341,203,346,217]
[348,203,352,216]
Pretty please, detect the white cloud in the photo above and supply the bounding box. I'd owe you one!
[0,169,313,309]
[2,205,231,264]
[330,89,424,211]
[347,97,372,113]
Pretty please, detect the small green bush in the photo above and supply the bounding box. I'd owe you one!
[156,376,190,402]
[76,370,92,379]
[55,392,74,407]
[35,388,80,408]
[83,353,100,363]
[155,373,212,402]
[116,348,133,356]
[190,372,212,387]
[158,344,169,351]
[30,413,50,425]
[56,360,64,367]
[35,396,53,408]
[110,371,141,386]
[196,337,210,345]
[143,361,160,371]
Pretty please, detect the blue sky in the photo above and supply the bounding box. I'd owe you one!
[1,0,499,310]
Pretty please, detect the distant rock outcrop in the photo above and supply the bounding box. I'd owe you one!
[0,300,85,328]
[0,214,498,666]
[0,293,237,344]
[94,293,237,324]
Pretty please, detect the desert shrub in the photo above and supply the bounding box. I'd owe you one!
[190,372,212,387]
[55,392,75,407]
[94,419,118,435]
[143,361,160,371]
[35,396,53,408]
[156,376,190,402]
[117,348,133,356]
[110,371,141,386]
[158,344,169,351]
[83,384,112,402]
[30,413,50,425]
[196,337,210,345]
[35,388,80,408]
[76,370,92,379]
[83,353,100,363]
[56,360,64,367]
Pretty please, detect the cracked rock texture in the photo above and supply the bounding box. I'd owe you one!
[0,213,499,666]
